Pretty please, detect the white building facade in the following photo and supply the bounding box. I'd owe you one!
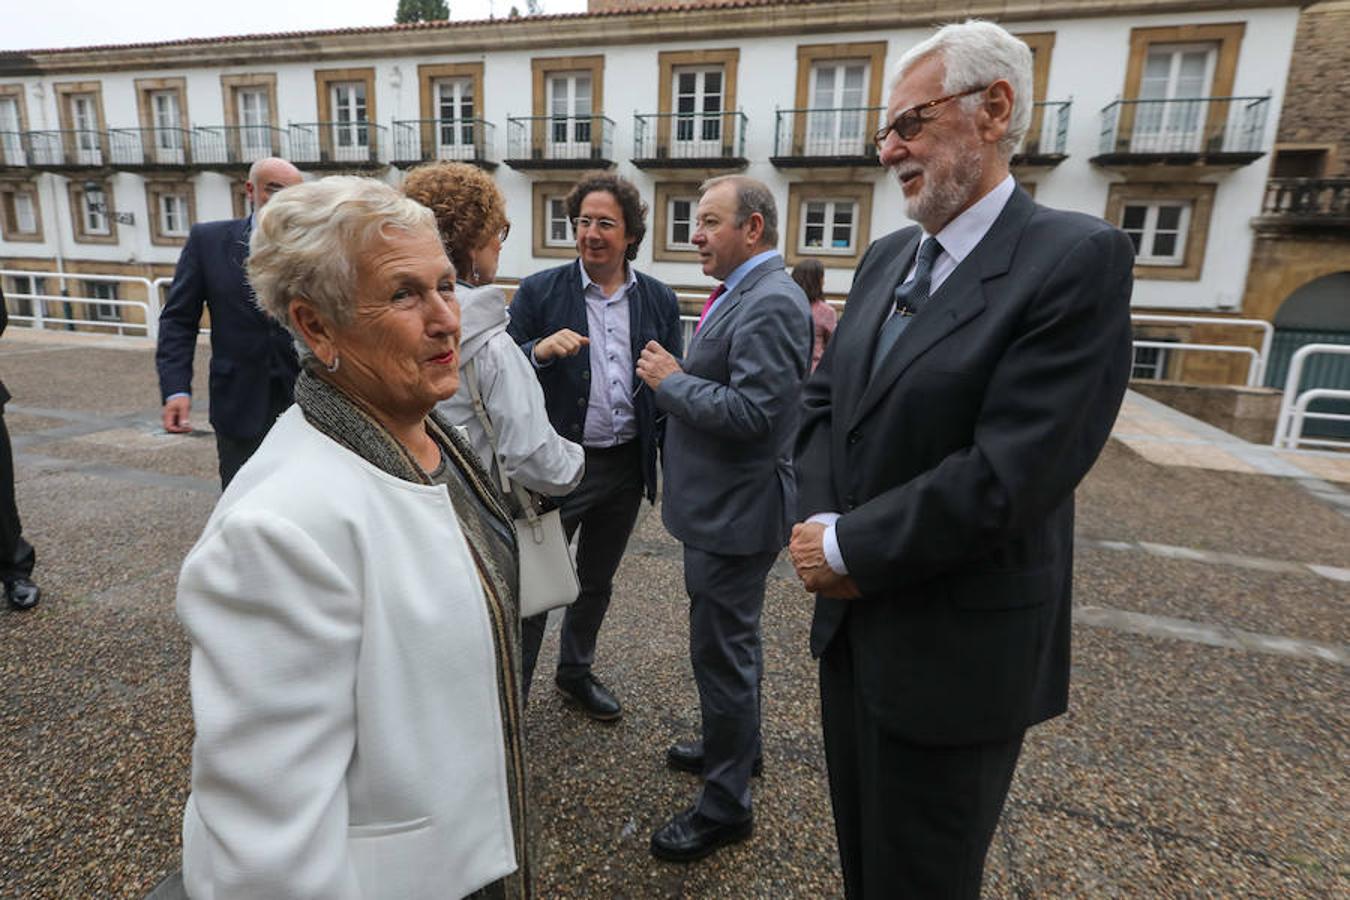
[0,0,1301,345]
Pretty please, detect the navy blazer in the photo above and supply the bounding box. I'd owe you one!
[155,217,299,439]
[796,188,1134,746]
[506,260,683,501]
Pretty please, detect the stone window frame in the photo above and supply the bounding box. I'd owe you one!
[418,62,485,158]
[529,55,606,155]
[1105,182,1216,281]
[86,279,122,324]
[655,49,740,155]
[314,67,378,160]
[532,180,577,259]
[784,181,873,269]
[652,181,703,263]
[790,41,887,156]
[134,76,190,139]
[68,178,119,245]
[1015,32,1057,155]
[1117,23,1247,149]
[0,179,44,243]
[145,180,196,247]
[54,81,108,164]
[0,83,31,134]
[221,73,283,159]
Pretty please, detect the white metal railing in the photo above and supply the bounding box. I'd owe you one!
[1273,343,1350,450]
[1130,314,1273,387]
[1,268,161,340]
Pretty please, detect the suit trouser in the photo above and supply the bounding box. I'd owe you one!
[214,378,293,489]
[0,404,35,584]
[819,626,1025,899]
[684,544,777,824]
[521,441,644,693]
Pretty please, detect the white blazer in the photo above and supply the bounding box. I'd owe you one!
[178,407,517,899]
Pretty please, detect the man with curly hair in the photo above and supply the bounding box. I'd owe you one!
[507,172,683,720]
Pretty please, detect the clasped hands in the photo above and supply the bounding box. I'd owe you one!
[789,522,861,599]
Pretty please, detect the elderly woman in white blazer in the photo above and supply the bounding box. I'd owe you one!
[177,176,528,899]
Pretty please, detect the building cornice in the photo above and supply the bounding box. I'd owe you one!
[0,0,1309,77]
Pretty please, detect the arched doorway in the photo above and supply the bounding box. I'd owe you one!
[1266,272,1350,440]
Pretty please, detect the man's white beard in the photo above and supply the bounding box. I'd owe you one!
[900,139,985,233]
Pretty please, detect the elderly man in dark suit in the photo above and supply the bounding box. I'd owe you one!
[507,172,683,720]
[155,156,303,487]
[0,286,38,610]
[790,21,1134,898]
[638,175,811,861]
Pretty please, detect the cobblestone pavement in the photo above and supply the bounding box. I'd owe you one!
[0,328,1345,898]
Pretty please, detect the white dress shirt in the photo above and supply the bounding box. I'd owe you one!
[812,175,1017,575]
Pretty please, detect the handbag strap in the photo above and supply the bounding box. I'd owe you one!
[461,357,544,533]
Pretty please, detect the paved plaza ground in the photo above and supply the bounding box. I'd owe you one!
[0,326,1346,898]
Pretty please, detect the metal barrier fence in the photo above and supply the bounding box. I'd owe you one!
[1273,343,1350,450]
[1130,314,1273,387]
[1,268,161,339]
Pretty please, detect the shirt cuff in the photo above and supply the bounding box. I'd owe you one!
[806,512,847,575]
[529,342,554,369]
[165,392,190,402]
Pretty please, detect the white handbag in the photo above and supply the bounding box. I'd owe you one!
[462,358,580,618]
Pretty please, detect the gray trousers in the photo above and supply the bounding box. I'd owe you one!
[521,441,645,692]
[684,544,777,824]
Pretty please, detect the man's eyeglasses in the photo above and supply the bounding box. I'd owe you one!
[873,85,990,147]
[573,215,621,233]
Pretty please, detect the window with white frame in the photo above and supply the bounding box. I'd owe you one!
[1131,343,1172,380]
[82,186,109,235]
[2,187,39,238]
[672,66,724,152]
[236,87,272,159]
[7,274,42,318]
[1121,202,1190,266]
[434,77,476,157]
[88,281,120,322]
[0,97,24,166]
[666,196,697,250]
[799,199,857,255]
[545,195,572,248]
[330,82,369,159]
[158,192,189,237]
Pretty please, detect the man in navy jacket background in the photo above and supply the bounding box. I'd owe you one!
[507,172,682,720]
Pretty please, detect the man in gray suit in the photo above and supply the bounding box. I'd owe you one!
[636,175,812,862]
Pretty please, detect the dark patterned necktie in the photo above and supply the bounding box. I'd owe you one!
[869,237,942,379]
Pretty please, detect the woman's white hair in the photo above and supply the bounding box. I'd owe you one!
[891,19,1034,159]
[248,176,438,336]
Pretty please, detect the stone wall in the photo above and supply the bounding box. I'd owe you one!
[1277,0,1350,174]
[1130,381,1283,443]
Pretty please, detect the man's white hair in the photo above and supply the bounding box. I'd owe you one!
[890,19,1034,159]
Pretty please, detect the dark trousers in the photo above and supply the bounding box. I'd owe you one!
[820,628,1025,899]
[685,544,776,824]
[214,379,292,489]
[0,405,34,584]
[521,441,644,693]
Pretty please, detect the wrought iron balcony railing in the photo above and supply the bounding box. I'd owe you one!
[772,107,883,164]
[190,125,289,166]
[106,127,199,167]
[632,112,747,164]
[1096,95,1269,158]
[23,130,111,167]
[1017,100,1071,159]
[505,115,615,166]
[286,121,388,166]
[391,119,496,165]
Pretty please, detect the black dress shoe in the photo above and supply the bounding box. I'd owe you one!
[650,805,753,862]
[5,577,39,611]
[554,673,622,721]
[666,740,763,777]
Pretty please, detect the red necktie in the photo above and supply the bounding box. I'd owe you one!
[695,284,726,333]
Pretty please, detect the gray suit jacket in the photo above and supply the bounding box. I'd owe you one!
[657,256,812,556]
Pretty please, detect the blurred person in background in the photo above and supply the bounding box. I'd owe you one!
[791,258,837,373]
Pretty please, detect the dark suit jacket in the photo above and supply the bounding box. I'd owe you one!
[659,256,812,556]
[0,286,9,407]
[506,259,683,501]
[154,217,299,439]
[795,188,1134,746]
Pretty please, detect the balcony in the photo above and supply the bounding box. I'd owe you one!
[391,119,497,170]
[105,127,202,169]
[504,115,614,170]
[1091,96,1269,169]
[1012,100,1071,168]
[770,107,882,168]
[190,125,289,169]
[286,121,387,169]
[21,130,113,170]
[631,112,747,170]
[1253,178,1350,235]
